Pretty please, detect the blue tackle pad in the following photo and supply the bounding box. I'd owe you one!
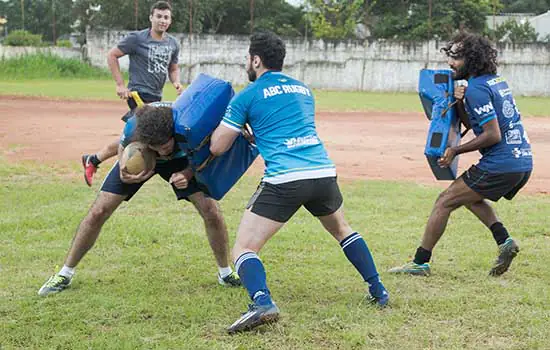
[172,73,259,199]
[418,69,461,180]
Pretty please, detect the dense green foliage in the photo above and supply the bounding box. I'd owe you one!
[500,0,550,14]
[3,29,44,46]
[493,19,539,43]
[0,0,74,44]
[368,0,493,40]
[1,0,548,42]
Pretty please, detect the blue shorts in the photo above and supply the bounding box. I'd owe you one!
[100,157,209,201]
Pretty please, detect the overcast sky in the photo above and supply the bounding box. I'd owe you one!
[286,0,305,7]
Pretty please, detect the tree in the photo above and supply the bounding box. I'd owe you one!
[493,18,538,43]
[370,0,493,41]
[500,0,550,15]
[0,0,74,43]
[307,0,364,40]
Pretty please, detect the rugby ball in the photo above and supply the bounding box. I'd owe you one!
[121,142,156,175]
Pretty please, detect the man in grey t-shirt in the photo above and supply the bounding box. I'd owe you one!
[81,0,183,187]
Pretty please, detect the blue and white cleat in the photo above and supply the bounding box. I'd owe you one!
[368,282,390,307]
[388,261,431,276]
[227,302,280,334]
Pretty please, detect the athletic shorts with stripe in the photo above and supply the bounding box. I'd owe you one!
[247,176,343,223]
[461,165,531,202]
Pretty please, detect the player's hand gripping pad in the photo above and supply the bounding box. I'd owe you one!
[418,69,461,180]
[172,73,259,199]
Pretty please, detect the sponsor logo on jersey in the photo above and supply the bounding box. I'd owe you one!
[505,129,522,144]
[473,101,494,115]
[487,77,506,86]
[499,88,512,97]
[502,100,516,118]
[512,147,532,158]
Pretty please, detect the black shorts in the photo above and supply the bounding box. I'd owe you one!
[461,165,531,202]
[100,157,208,201]
[121,92,161,122]
[247,177,343,223]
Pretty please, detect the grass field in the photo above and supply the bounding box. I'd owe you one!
[1,79,550,116]
[1,73,550,349]
[1,159,549,349]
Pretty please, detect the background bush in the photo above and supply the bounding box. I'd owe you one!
[3,30,44,47]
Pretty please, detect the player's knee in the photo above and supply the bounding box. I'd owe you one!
[198,200,224,224]
[434,191,461,211]
[87,203,114,222]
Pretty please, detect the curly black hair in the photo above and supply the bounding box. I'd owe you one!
[441,32,498,77]
[135,105,173,146]
[249,31,286,71]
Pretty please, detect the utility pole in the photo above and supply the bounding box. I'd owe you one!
[492,0,497,41]
[134,0,138,30]
[52,0,56,44]
[189,0,193,34]
[250,0,254,33]
[425,0,432,69]
[20,0,24,30]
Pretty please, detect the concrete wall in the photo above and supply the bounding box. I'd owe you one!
[6,30,550,96]
[0,45,81,60]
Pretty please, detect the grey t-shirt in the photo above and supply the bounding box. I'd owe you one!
[118,29,180,98]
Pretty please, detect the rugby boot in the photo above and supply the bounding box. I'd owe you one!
[218,271,242,287]
[38,273,72,296]
[82,154,98,187]
[368,282,390,307]
[489,237,519,276]
[227,302,280,334]
[388,261,431,276]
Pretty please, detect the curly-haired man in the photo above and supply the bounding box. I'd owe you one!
[38,103,241,297]
[389,32,533,277]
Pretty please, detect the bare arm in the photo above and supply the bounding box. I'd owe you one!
[107,47,130,99]
[455,100,471,130]
[210,124,240,156]
[455,118,501,155]
[453,85,471,129]
[168,63,183,95]
[438,118,501,167]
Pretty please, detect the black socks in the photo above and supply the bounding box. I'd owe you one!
[490,222,510,245]
[413,246,432,265]
[88,154,101,167]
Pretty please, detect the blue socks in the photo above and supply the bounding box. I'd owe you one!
[235,252,273,306]
[340,232,384,296]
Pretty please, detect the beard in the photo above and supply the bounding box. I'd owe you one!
[452,65,467,80]
[247,67,257,82]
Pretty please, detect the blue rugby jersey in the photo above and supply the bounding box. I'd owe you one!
[221,71,336,184]
[464,75,533,174]
[120,102,186,163]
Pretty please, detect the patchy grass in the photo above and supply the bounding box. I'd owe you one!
[1,159,549,349]
[0,79,548,116]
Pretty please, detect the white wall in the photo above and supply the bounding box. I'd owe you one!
[5,30,550,96]
[0,45,81,60]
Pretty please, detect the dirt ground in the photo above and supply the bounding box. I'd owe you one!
[1,95,548,194]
